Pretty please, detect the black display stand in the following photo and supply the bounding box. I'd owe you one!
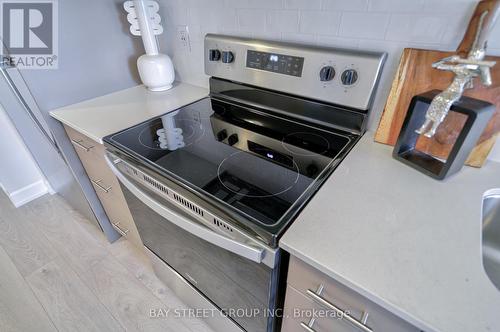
[393,90,494,180]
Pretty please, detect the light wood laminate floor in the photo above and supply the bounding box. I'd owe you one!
[0,191,214,332]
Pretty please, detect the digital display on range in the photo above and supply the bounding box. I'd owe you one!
[247,141,294,168]
[246,50,304,77]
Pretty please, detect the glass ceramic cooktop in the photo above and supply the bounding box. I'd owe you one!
[105,97,351,228]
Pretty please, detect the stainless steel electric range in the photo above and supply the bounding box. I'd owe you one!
[104,34,386,332]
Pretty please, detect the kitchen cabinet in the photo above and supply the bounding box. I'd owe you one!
[282,256,420,332]
[64,125,143,248]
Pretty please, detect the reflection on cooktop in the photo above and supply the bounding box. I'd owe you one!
[217,150,300,198]
[282,132,330,156]
[204,172,290,225]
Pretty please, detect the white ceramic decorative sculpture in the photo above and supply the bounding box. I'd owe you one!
[124,0,175,91]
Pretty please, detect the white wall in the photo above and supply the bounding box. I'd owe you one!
[159,0,500,161]
[0,105,49,207]
[20,0,142,112]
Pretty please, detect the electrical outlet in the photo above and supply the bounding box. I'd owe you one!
[176,25,191,52]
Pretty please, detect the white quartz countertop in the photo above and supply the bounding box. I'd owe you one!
[280,133,500,332]
[50,82,208,143]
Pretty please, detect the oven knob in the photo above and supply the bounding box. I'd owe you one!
[228,134,238,146]
[319,66,335,81]
[222,51,234,64]
[216,129,228,141]
[341,69,358,85]
[209,49,221,61]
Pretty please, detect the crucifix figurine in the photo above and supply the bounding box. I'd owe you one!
[416,11,497,138]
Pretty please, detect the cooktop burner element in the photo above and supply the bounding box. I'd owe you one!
[216,150,300,198]
[210,148,302,225]
[138,122,163,150]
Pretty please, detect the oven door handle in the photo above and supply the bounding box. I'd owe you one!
[105,154,266,264]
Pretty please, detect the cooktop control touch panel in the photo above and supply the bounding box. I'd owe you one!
[204,34,386,111]
[246,50,304,77]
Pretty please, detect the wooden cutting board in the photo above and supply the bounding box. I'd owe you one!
[374,0,500,167]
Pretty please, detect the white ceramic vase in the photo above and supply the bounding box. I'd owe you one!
[137,53,175,92]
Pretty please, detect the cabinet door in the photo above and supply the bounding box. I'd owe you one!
[286,256,420,332]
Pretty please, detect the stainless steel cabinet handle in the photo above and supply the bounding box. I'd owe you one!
[112,221,129,237]
[71,139,94,152]
[300,318,317,332]
[306,289,373,332]
[91,179,112,193]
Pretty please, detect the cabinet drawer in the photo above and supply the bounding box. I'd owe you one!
[87,160,143,249]
[64,125,143,249]
[83,155,121,197]
[98,188,143,248]
[282,284,357,332]
[287,256,419,332]
[65,125,104,159]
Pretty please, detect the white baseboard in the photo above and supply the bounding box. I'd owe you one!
[8,180,49,208]
[45,180,56,195]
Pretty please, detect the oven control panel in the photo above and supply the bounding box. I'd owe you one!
[205,34,386,111]
[246,50,304,77]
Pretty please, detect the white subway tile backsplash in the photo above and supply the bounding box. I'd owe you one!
[385,14,448,44]
[358,39,403,56]
[368,0,424,12]
[267,10,299,33]
[237,9,268,32]
[184,24,202,43]
[299,11,341,35]
[421,0,476,14]
[489,21,500,49]
[285,0,321,10]
[220,30,253,39]
[159,0,500,162]
[227,0,283,9]
[339,13,389,39]
[440,16,469,47]
[187,7,211,25]
[184,0,225,7]
[161,6,188,27]
[317,35,359,49]
[252,31,282,41]
[281,32,317,45]
[184,7,238,44]
[323,0,368,12]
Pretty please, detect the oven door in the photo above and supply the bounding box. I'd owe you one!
[105,154,283,332]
